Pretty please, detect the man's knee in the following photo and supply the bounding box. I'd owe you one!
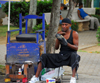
[71,52,80,62]
[93,17,98,20]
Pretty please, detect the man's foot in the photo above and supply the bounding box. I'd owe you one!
[70,77,76,83]
[28,75,39,83]
[89,29,97,31]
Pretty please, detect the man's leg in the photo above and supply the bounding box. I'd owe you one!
[88,16,100,29]
[28,62,42,83]
[70,68,76,83]
[84,16,94,29]
[93,17,100,28]
[72,68,76,77]
[35,62,42,77]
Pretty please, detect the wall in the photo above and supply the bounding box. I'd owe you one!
[94,0,100,8]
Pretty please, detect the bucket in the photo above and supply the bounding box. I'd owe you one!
[46,78,56,83]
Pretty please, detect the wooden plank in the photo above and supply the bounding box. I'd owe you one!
[7,74,25,79]
[6,64,10,75]
[24,64,28,77]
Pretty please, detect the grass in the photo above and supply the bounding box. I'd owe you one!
[78,49,100,54]
[0,25,25,37]
[0,65,5,69]
[0,65,5,75]
[97,43,100,46]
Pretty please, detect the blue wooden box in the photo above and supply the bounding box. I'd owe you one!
[6,13,46,64]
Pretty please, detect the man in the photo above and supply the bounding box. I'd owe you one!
[59,3,66,24]
[29,18,80,83]
[77,3,99,30]
[59,4,70,31]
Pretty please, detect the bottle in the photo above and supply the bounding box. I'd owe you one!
[18,68,22,75]
[22,77,28,83]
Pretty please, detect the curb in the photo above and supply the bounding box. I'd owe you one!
[79,44,97,50]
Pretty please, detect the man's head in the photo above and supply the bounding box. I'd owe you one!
[61,18,72,32]
[79,3,83,8]
[60,3,65,10]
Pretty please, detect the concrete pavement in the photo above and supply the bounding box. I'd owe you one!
[63,52,100,83]
[0,44,6,65]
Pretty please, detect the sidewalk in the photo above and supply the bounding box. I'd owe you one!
[0,44,6,65]
[63,52,100,83]
[78,31,97,49]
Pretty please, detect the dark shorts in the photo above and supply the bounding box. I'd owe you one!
[39,52,80,71]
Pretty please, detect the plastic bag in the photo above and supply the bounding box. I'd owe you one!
[41,67,64,81]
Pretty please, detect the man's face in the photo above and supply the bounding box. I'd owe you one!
[80,5,83,8]
[61,23,71,32]
[60,6,64,10]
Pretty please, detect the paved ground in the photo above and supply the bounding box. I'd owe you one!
[0,31,99,83]
[63,52,100,83]
[0,44,6,65]
[78,31,97,49]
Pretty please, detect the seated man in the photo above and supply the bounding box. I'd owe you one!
[59,3,66,24]
[29,18,80,83]
[77,3,99,30]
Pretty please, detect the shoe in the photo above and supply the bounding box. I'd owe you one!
[70,77,76,83]
[28,75,39,83]
[89,29,97,31]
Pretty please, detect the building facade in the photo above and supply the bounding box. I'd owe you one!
[94,0,100,8]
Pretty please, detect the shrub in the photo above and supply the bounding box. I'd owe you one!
[3,1,29,26]
[71,20,78,31]
[2,1,52,26]
[36,1,52,24]
[37,1,52,16]
[33,20,78,37]
[96,27,100,42]
[95,8,100,15]
[33,23,49,37]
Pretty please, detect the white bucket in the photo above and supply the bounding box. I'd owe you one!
[46,78,56,83]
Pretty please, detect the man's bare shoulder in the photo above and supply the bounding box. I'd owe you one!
[73,31,78,38]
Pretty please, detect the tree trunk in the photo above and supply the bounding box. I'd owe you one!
[28,0,37,33]
[66,0,76,20]
[46,0,61,53]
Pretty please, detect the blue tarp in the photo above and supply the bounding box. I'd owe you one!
[0,1,19,4]
[0,1,8,4]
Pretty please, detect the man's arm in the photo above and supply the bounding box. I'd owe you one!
[60,15,63,20]
[84,12,91,17]
[55,31,66,49]
[67,31,78,51]
[55,39,60,50]
[77,10,84,20]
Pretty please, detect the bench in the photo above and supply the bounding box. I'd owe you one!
[71,8,95,31]
[45,8,96,31]
[71,11,90,31]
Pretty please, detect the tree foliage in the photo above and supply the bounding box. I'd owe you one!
[2,1,52,26]
[3,1,29,26]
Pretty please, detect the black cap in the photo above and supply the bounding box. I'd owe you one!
[62,18,71,24]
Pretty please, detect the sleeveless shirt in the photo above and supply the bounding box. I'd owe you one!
[60,30,76,54]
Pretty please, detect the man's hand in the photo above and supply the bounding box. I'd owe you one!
[55,34,67,45]
[89,14,91,17]
[81,18,84,20]
[57,31,66,35]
